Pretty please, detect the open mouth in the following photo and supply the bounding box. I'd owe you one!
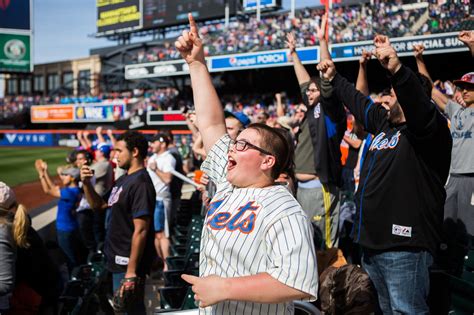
[227,155,237,171]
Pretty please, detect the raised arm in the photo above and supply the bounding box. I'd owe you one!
[35,160,60,198]
[275,93,285,117]
[431,81,449,112]
[106,129,117,148]
[375,35,438,136]
[356,50,371,96]
[175,14,226,153]
[96,126,106,144]
[413,44,432,82]
[286,32,310,85]
[316,12,330,61]
[80,165,108,211]
[317,60,385,135]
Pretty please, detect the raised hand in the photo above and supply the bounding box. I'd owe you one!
[458,30,474,45]
[315,12,328,41]
[373,35,401,74]
[285,32,296,53]
[317,59,336,81]
[359,49,372,66]
[373,34,390,49]
[175,14,205,66]
[413,44,425,59]
[35,159,45,174]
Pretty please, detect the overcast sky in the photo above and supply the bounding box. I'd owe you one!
[33,0,320,64]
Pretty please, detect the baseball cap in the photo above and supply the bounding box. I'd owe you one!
[0,182,16,210]
[453,72,474,89]
[61,167,80,180]
[151,133,170,145]
[224,111,251,128]
[96,143,111,158]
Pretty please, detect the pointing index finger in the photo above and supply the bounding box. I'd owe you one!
[182,273,199,284]
[188,13,199,38]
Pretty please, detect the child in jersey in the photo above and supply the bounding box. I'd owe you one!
[176,14,318,314]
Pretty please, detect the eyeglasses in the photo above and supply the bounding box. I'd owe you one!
[231,139,273,156]
[306,88,319,94]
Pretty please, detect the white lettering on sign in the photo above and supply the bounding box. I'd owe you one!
[153,65,178,74]
[84,107,104,119]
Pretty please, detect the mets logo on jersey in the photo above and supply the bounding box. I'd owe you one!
[108,186,123,207]
[314,104,321,119]
[369,131,401,151]
[206,199,261,234]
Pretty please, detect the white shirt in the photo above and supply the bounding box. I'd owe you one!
[200,134,318,315]
[147,151,176,198]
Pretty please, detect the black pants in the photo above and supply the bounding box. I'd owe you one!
[76,209,97,252]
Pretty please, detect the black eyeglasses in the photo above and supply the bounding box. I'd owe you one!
[231,139,273,156]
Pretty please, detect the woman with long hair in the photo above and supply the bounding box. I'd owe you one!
[0,182,31,313]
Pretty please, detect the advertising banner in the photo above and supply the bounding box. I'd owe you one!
[125,59,191,79]
[31,105,75,123]
[0,0,31,30]
[97,0,142,36]
[331,32,466,61]
[210,47,318,71]
[243,0,281,10]
[0,33,31,73]
[0,133,54,146]
[31,104,125,123]
[74,104,125,122]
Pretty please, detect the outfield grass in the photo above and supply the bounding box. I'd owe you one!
[0,147,71,187]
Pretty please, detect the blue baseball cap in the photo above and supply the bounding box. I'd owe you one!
[95,143,111,158]
[224,111,251,128]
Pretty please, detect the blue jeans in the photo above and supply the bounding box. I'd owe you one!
[112,272,146,315]
[362,248,433,315]
[57,229,80,270]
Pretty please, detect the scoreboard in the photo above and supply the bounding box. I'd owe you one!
[97,0,142,36]
[143,0,236,29]
[97,0,237,36]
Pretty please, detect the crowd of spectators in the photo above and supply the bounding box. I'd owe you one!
[130,1,470,63]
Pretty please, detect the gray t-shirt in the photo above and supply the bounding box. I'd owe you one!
[445,100,474,174]
[295,118,316,175]
[91,160,114,196]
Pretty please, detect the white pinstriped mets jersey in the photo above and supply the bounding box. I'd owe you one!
[199,134,318,315]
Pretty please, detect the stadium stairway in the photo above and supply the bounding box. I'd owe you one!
[409,9,429,36]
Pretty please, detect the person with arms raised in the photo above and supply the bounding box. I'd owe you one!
[175,14,318,314]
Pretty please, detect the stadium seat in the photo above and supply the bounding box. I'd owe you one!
[447,250,474,313]
[155,286,197,313]
[294,301,321,315]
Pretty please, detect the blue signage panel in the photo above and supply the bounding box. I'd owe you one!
[210,48,318,72]
[74,104,125,122]
[331,32,466,61]
[0,133,54,146]
[211,51,289,70]
[243,0,277,9]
